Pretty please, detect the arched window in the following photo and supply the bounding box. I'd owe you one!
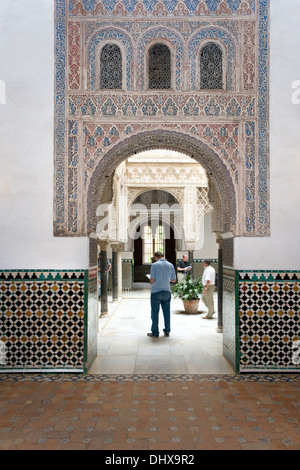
[200,42,223,90]
[100,43,122,89]
[148,43,171,89]
[143,225,164,264]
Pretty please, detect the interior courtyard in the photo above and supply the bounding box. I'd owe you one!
[0,0,299,452]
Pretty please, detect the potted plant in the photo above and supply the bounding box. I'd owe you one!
[172,275,204,314]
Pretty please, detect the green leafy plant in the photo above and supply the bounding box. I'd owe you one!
[172,275,203,301]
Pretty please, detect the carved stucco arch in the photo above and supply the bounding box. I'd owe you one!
[127,186,184,212]
[127,188,183,243]
[87,129,237,236]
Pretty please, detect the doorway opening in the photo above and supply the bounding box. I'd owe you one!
[89,147,234,375]
[133,190,177,283]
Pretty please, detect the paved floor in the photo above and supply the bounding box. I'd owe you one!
[90,283,233,375]
[0,284,299,451]
[0,374,299,450]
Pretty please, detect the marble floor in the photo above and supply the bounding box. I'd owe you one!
[89,283,234,375]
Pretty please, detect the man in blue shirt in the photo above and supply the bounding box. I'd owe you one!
[148,251,176,338]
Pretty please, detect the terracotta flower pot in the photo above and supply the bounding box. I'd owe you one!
[182,299,200,314]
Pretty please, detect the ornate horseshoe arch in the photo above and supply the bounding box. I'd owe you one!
[87,129,237,237]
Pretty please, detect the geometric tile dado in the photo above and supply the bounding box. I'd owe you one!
[222,269,300,374]
[238,271,300,372]
[54,0,270,238]
[0,271,87,372]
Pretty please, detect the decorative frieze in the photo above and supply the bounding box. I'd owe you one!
[68,93,256,118]
[69,0,256,17]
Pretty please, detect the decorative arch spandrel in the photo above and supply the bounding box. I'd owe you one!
[86,129,238,238]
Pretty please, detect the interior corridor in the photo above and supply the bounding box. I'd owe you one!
[89,283,234,375]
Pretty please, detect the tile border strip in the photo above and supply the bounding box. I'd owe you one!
[0,373,299,383]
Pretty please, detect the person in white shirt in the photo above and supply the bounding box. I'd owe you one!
[202,259,216,319]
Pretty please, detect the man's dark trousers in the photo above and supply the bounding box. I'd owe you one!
[150,290,171,337]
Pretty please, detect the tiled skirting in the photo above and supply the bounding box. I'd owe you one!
[0,373,299,383]
[0,270,89,373]
[1,268,299,374]
[223,269,300,373]
[192,259,218,282]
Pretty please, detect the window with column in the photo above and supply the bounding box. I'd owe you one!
[143,225,165,264]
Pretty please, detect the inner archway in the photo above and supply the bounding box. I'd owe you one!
[88,130,237,375]
[87,129,237,239]
[132,190,178,281]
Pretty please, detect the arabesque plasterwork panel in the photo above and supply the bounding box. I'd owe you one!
[54,0,269,238]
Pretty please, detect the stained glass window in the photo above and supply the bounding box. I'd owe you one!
[148,43,171,89]
[200,43,223,90]
[100,43,122,89]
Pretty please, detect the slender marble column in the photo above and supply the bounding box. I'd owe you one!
[111,244,118,302]
[188,251,193,278]
[100,241,108,316]
[217,239,223,333]
[117,244,124,298]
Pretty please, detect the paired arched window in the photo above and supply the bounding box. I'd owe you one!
[200,42,223,90]
[98,40,225,91]
[100,43,122,89]
[148,43,171,90]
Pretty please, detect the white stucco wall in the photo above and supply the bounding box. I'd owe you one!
[0,0,299,271]
[234,0,300,270]
[194,213,218,259]
[0,0,89,269]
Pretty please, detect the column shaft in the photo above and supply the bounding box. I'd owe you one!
[112,247,118,302]
[217,246,223,332]
[100,245,108,316]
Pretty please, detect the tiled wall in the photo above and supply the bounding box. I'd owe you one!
[133,264,151,283]
[86,267,98,371]
[192,259,218,281]
[0,270,89,373]
[122,260,133,291]
[238,271,300,372]
[223,268,239,371]
[1,267,298,374]
[223,269,300,373]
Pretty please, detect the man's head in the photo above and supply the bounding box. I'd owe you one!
[154,251,164,261]
[204,259,211,267]
[182,254,188,261]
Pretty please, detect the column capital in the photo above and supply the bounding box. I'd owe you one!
[98,238,109,250]
[216,237,223,249]
[185,243,195,251]
[110,242,120,251]
[111,242,125,251]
